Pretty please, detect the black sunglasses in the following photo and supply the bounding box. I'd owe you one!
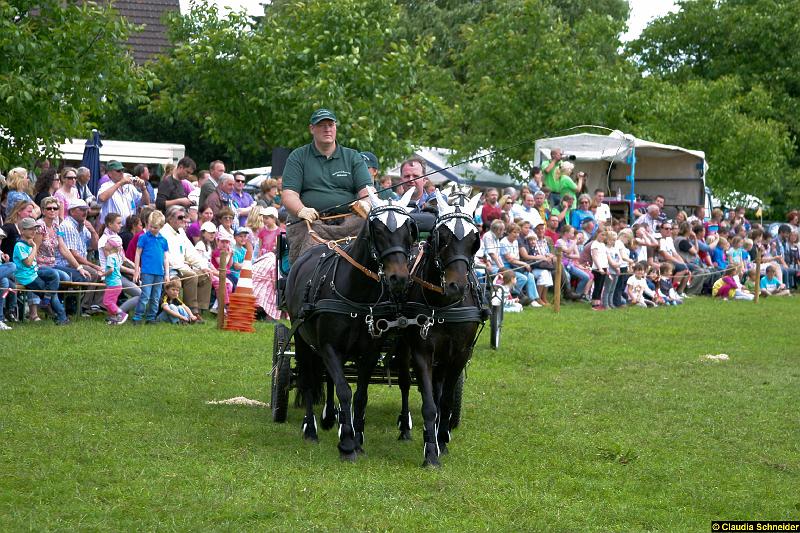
[176,215,186,220]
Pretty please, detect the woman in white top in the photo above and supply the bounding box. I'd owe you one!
[589,230,608,309]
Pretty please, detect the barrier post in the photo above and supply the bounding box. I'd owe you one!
[754,248,761,304]
[553,248,562,314]
[217,250,227,329]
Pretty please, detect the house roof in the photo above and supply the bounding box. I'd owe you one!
[112,0,180,63]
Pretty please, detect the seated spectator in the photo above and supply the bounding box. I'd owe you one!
[210,232,235,312]
[257,178,280,207]
[53,166,79,220]
[592,189,612,224]
[5,168,40,219]
[626,262,657,307]
[713,265,753,300]
[160,206,213,318]
[32,168,60,208]
[216,207,236,241]
[481,188,502,226]
[524,222,556,305]
[157,279,200,324]
[556,224,592,300]
[482,219,505,277]
[570,194,596,229]
[550,194,574,230]
[760,265,790,296]
[712,236,730,270]
[512,193,544,227]
[37,196,88,286]
[125,206,155,263]
[657,221,690,297]
[0,228,16,329]
[500,223,541,307]
[13,217,69,325]
[195,221,217,264]
[544,215,560,242]
[657,262,683,305]
[187,205,215,245]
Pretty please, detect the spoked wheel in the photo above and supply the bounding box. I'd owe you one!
[271,323,292,423]
[449,370,466,430]
[489,286,504,350]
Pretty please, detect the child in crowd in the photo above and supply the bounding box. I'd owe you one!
[645,265,665,305]
[195,221,217,264]
[589,229,608,310]
[744,268,760,294]
[603,230,622,308]
[713,265,754,300]
[760,265,791,296]
[497,270,523,312]
[12,217,69,325]
[711,236,729,269]
[231,227,250,289]
[728,235,744,268]
[626,262,657,307]
[556,224,592,300]
[157,279,199,324]
[210,232,234,313]
[102,236,128,325]
[133,211,170,325]
[657,262,683,305]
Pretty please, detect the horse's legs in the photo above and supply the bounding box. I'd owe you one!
[397,347,413,441]
[320,375,337,430]
[294,334,319,442]
[352,355,378,455]
[320,345,358,461]
[411,349,440,468]
[436,365,463,455]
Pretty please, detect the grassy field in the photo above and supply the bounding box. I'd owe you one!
[1,297,799,532]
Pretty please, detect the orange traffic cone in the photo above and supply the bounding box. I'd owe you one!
[224,244,257,333]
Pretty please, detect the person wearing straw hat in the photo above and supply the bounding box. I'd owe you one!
[282,108,374,264]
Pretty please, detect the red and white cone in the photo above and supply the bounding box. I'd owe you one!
[224,245,257,333]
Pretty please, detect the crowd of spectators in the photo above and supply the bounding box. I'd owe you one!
[0,149,798,330]
[0,159,284,329]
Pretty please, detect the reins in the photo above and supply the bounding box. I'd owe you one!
[306,219,381,282]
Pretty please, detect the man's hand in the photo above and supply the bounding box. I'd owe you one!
[297,206,319,222]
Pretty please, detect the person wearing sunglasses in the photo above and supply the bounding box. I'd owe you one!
[54,166,80,220]
[159,206,213,319]
[230,172,255,227]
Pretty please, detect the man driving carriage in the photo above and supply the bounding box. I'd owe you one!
[282,108,375,264]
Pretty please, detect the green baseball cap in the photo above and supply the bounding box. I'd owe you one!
[107,160,125,171]
[310,108,337,125]
[360,151,379,170]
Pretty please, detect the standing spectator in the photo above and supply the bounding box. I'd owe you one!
[570,194,596,229]
[593,189,611,224]
[188,169,211,207]
[160,206,212,318]
[541,148,563,206]
[206,174,238,224]
[13,217,69,325]
[5,167,40,219]
[133,164,156,209]
[101,236,128,324]
[53,167,79,220]
[74,166,96,206]
[230,172,255,226]
[98,212,141,315]
[210,232,234,312]
[361,151,380,188]
[155,157,196,212]
[32,168,60,207]
[98,160,150,226]
[480,188,502,226]
[199,160,225,210]
[527,166,543,194]
[590,230,609,310]
[133,210,170,325]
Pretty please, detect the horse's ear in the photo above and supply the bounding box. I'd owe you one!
[398,188,415,210]
[368,188,385,208]
[441,184,454,199]
[435,189,452,215]
[465,192,482,216]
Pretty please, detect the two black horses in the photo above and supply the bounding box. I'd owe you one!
[284,189,482,466]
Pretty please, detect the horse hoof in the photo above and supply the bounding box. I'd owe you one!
[303,434,319,443]
[340,451,358,462]
[438,443,449,455]
[421,458,441,468]
[398,431,412,441]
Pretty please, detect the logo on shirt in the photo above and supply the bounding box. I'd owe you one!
[332,170,351,178]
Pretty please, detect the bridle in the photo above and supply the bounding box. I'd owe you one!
[367,204,418,263]
[412,210,478,294]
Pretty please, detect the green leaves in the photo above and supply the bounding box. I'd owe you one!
[0,0,143,168]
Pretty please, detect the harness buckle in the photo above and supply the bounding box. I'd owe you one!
[420,311,435,339]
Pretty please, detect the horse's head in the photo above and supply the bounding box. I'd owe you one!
[430,189,481,301]
[366,188,418,299]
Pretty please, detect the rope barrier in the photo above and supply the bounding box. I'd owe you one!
[11,271,207,294]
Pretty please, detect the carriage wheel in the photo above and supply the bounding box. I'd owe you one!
[272,355,292,423]
[449,370,466,430]
[272,323,290,368]
[271,323,292,423]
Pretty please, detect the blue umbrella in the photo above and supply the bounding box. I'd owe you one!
[81,129,103,196]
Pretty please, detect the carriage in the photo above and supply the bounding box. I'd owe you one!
[269,189,498,466]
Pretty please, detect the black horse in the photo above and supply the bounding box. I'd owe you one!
[398,190,484,467]
[285,188,417,461]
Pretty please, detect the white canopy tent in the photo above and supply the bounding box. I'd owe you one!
[533,131,708,208]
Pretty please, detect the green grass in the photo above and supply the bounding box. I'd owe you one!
[1,297,799,531]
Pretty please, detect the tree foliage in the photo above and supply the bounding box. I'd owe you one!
[151,0,449,167]
[0,0,146,169]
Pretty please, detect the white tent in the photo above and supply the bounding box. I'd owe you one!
[534,131,708,207]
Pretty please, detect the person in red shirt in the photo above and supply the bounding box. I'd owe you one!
[481,188,501,226]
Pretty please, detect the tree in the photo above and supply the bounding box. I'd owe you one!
[445,0,635,179]
[0,0,147,169]
[151,0,450,167]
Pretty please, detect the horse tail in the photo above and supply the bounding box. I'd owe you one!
[293,333,324,407]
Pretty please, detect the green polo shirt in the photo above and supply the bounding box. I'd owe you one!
[283,142,372,214]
